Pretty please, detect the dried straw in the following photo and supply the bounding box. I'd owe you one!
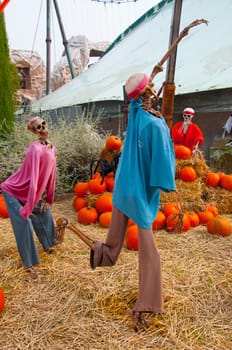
[0,198,231,350]
[201,185,232,214]
[160,179,204,212]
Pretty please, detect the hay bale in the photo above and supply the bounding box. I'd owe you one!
[160,179,204,212]
[201,185,232,214]
[175,152,209,179]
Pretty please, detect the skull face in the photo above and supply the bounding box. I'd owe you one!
[183,113,193,124]
[27,117,49,139]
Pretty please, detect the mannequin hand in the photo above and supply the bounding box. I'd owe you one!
[40,200,49,212]
[192,144,199,156]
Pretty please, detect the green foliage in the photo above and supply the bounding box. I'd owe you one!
[0,13,20,136]
[0,115,106,197]
[49,114,106,195]
[10,61,21,104]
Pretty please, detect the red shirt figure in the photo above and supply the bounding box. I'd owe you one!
[171,107,204,152]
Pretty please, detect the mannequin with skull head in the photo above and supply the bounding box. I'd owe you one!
[88,73,176,331]
[27,116,52,147]
[171,107,204,152]
[0,116,57,278]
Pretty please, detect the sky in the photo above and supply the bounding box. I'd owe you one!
[4,0,159,67]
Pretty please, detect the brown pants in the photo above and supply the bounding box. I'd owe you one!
[91,206,163,314]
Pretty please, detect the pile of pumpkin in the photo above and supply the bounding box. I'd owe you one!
[125,203,232,250]
[73,135,122,227]
[72,139,232,250]
[169,144,232,214]
[174,144,232,191]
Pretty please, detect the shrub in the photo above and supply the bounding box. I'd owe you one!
[0,114,106,198]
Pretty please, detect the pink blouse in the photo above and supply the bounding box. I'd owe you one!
[1,141,57,219]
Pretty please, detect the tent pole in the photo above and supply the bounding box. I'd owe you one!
[52,0,75,79]
[46,0,51,95]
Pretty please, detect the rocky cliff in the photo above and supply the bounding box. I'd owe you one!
[11,36,110,108]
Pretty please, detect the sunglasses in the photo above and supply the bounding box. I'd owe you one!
[36,121,46,130]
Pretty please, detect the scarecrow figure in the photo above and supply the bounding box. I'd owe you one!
[58,73,176,330]
[0,117,57,279]
[171,107,204,152]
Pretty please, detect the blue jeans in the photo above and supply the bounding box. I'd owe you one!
[2,191,56,268]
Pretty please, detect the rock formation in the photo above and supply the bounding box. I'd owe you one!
[10,49,46,108]
[11,36,110,109]
[51,35,110,91]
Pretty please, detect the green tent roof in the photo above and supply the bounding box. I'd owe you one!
[32,0,232,112]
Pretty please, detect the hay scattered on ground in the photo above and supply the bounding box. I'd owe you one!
[0,197,232,350]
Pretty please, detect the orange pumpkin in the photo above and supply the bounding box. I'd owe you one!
[0,198,9,218]
[163,202,180,218]
[125,225,138,250]
[205,172,220,187]
[95,193,112,213]
[74,182,89,197]
[197,210,214,225]
[218,172,225,186]
[179,166,197,182]
[99,212,112,227]
[0,288,5,312]
[105,135,122,151]
[207,215,231,237]
[105,176,114,192]
[73,197,88,212]
[186,211,200,227]
[128,218,135,227]
[88,178,106,194]
[91,172,101,180]
[78,207,98,225]
[152,211,166,230]
[166,213,190,233]
[205,204,218,217]
[220,174,232,191]
[174,144,192,159]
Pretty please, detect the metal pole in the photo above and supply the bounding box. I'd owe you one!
[52,0,75,79]
[46,0,51,95]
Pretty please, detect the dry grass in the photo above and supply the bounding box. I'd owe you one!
[0,197,232,350]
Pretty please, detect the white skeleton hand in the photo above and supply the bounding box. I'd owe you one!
[40,200,49,212]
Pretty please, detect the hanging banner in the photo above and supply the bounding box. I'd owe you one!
[0,0,11,13]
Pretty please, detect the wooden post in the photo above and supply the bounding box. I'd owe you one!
[161,0,183,128]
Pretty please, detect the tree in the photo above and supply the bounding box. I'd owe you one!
[0,12,19,136]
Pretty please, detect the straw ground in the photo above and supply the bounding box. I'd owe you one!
[0,196,232,350]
